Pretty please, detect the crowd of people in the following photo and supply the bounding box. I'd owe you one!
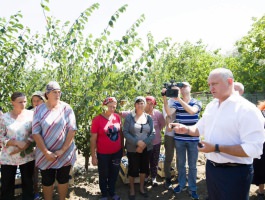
[0,67,265,200]
[0,81,77,200]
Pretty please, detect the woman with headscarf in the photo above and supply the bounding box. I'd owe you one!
[144,96,165,186]
[123,96,155,200]
[32,81,77,200]
[27,91,46,111]
[90,97,124,200]
[0,92,35,200]
[252,100,265,200]
[27,91,46,200]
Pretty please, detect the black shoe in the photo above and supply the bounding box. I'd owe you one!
[164,178,173,190]
[139,191,148,198]
[258,193,265,200]
[128,194,135,200]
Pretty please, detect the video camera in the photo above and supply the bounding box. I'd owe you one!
[161,80,184,97]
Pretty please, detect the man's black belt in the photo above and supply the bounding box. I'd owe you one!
[209,160,248,167]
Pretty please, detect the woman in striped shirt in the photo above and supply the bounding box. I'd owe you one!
[32,81,77,200]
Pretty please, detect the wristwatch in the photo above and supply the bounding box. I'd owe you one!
[215,144,220,153]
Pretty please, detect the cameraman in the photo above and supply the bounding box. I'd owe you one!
[162,82,202,200]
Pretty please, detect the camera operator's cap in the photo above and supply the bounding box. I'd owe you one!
[46,81,61,93]
[31,91,46,101]
[182,82,190,86]
[145,96,156,105]
[103,97,117,105]
[134,96,146,104]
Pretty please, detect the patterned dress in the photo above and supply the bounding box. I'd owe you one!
[0,110,35,165]
[32,101,77,170]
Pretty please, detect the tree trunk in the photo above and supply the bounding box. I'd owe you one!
[85,155,89,171]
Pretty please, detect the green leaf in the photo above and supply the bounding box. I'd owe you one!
[83,51,88,58]
[117,56,124,62]
[87,47,93,53]
[123,50,129,56]
[20,151,25,158]
[123,36,128,44]
[71,38,77,44]
[109,21,113,27]
[15,24,24,29]
[102,35,107,41]
[44,5,50,12]
[112,64,117,70]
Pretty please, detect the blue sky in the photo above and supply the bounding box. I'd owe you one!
[1,0,265,53]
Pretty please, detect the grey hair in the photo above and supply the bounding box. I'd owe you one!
[234,82,244,91]
[209,68,234,80]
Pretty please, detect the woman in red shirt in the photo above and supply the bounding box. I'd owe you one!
[90,97,124,200]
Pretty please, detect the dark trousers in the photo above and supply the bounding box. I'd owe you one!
[206,160,253,200]
[1,160,35,200]
[97,149,123,197]
[148,143,161,179]
[127,148,151,177]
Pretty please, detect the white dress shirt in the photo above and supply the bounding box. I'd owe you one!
[197,94,265,164]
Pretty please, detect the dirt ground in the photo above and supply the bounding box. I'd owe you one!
[15,152,261,200]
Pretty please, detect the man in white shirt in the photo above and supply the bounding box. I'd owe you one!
[169,68,265,200]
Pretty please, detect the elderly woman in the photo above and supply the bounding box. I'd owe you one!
[0,92,35,200]
[90,97,123,200]
[252,101,265,200]
[144,96,165,186]
[32,81,77,200]
[123,96,155,199]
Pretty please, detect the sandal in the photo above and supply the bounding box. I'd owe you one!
[139,191,148,198]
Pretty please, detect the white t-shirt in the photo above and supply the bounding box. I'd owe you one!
[197,94,265,164]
